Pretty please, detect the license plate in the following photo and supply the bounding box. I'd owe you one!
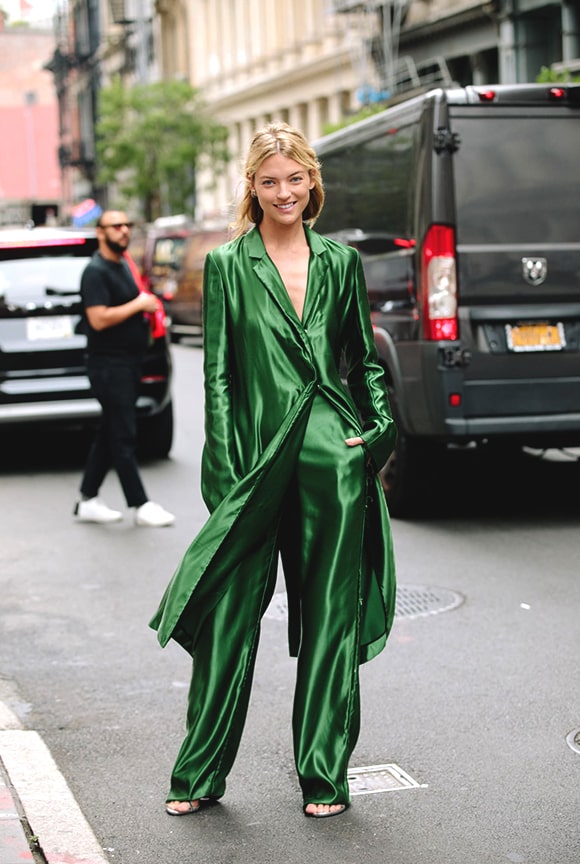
[27,316,74,341]
[506,322,565,352]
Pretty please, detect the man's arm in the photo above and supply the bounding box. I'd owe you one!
[85,292,158,331]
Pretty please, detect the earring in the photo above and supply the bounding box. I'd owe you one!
[250,190,257,198]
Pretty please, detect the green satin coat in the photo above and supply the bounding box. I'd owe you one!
[150,226,397,664]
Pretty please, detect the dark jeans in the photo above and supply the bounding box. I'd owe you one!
[80,360,148,508]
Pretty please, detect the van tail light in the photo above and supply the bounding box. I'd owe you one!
[548,87,567,101]
[420,224,458,341]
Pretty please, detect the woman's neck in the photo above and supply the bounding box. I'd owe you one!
[258,220,308,252]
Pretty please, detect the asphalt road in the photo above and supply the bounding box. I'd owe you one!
[1,342,579,864]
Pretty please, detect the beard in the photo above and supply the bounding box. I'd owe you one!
[104,235,128,255]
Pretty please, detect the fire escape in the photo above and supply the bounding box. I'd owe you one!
[46,0,154,213]
[332,1,452,103]
[45,0,101,207]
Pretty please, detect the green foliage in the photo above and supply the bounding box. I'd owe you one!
[536,65,580,83]
[322,103,387,136]
[96,79,229,220]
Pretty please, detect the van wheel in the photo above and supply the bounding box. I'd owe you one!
[379,433,437,518]
[379,387,438,517]
[138,401,174,459]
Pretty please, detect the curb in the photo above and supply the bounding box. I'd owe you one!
[0,698,109,864]
[0,760,37,863]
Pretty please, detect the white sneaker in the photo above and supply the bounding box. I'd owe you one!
[75,497,123,524]
[134,501,175,527]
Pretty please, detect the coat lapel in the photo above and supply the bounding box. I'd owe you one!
[302,227,328,326]
[245,226,329,331]
[246,228,299,328]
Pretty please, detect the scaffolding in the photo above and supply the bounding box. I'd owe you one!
[332,1,452,103]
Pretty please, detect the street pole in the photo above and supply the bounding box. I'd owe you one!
[136,0,148,83]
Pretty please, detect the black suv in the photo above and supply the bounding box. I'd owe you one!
[315,84,580,515]
[0,226,173,457]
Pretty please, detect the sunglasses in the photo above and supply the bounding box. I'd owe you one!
[100,222,134,230]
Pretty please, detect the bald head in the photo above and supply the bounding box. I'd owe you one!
[97,211,133,260]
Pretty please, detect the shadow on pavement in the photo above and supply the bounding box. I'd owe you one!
[0,423,92,472]
[0,422,166,474]
[1,421,579,521]
[402,445,580,522]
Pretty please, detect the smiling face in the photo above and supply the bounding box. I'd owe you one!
[251,154,315,229]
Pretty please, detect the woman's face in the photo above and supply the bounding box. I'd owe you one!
[251,154,314,228]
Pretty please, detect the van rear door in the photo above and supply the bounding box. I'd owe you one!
[449,103,580,439]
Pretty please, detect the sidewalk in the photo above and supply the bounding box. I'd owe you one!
[0,698,109,864]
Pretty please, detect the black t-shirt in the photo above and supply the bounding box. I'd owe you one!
[81,252,149,360]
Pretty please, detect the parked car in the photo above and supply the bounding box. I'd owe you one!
[0,226,173,458]
[314,83,580,515]
[132,215,192,301]
[133,216,229,342]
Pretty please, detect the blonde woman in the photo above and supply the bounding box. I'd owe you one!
[151,122,397,818]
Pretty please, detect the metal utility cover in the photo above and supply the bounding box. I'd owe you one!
[348,763,425,795]
[395,584,464,619]
[566,728,580,754]
[264,585,463,623]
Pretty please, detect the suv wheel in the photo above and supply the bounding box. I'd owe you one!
[138,400,174,459]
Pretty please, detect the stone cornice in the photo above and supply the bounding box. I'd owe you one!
[202,45,354,111]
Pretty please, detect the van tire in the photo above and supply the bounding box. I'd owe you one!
[379,433,438,518]
[379,387,439,517]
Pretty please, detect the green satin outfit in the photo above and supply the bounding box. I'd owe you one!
[150,225,397,806]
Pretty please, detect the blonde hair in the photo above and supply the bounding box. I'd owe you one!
[231,122,325,238]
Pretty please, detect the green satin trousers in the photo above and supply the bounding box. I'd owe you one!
[168,396,367,806]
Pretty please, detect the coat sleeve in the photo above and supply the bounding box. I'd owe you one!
[200,251,239,512]
[342,250,397,471]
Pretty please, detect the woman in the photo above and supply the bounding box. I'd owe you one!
[150,122,397,818]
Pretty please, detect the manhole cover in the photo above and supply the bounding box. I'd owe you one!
[566,728,580,754]
[395,584,464,619]
[264,585,463,622]
[348,763,425,795]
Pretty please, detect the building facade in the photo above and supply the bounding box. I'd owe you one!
[47,0,160,218]
[182,1,364,216]
[159,0,580,219]
[45,0,580,221]
[0,26,61,225]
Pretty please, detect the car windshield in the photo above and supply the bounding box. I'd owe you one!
[0,257,88,301]
[152,236,187,270]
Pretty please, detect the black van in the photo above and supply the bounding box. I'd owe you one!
[314,84,580,515]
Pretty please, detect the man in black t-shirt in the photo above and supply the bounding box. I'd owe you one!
[74,211,175,527]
